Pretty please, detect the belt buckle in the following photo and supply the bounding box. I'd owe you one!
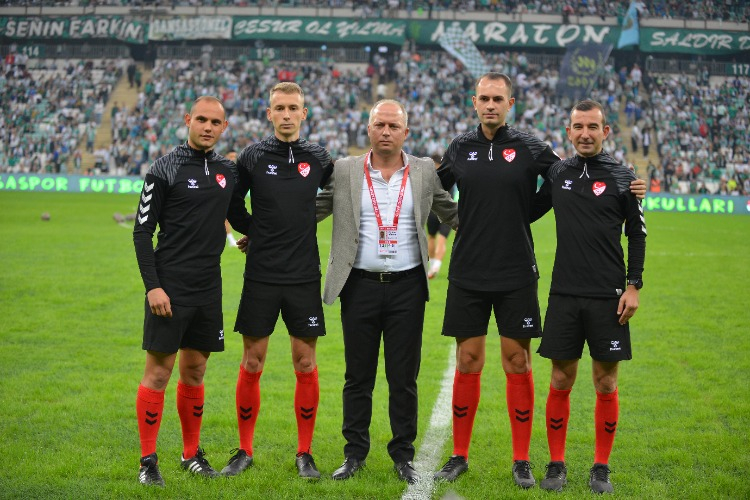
[379,272,391,283]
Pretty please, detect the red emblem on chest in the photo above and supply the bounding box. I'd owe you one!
[298,162,311,177]
[502,149,516,162]
[215,174,226,188]
[592,181,606,196]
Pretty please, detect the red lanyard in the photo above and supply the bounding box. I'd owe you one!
[364,151,410,228]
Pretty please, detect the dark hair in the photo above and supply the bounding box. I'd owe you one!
[571,99,606,126]
[475,72,513,96]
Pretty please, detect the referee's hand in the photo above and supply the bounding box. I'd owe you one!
[617,288,639,325]
[147,288,172,318]
[236,236,249,253]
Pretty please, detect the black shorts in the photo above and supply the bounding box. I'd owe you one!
[142,299,224,354]
[234,280,326,338]
[426,212,452,238]
[442,281,541,339]
[538,294,632,362]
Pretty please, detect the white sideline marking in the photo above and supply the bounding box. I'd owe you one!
[402,345,455,500]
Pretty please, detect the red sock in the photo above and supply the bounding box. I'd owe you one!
[294,367,319,455]
[236,366,261,455]
[506,370,534,461]
[136,384,164,457]
[546,386,571,462]
[177,381,204,459]
[452,370,481,459]
[594,388,619,464]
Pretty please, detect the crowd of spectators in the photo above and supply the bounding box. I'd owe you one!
[2,40,748,196]
[391,47,635,166]
[391,46,749,196]
[0,51,119,174]
[637,72,749,195]
[101,54,369,176]
[2,1,749,23]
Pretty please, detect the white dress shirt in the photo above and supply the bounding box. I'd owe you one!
[353,153,420,272]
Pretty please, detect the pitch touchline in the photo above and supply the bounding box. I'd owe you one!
[402,345,456,500]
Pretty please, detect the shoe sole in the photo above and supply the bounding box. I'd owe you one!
[298,473,321,480]
[433,467,468,482]
[139,480,165,487]
[221,459,253,476]
[540,481,566,492]
[222,468,249,477]
[513,477,536,489]
[138,475,165,487]
[332,470,359,480]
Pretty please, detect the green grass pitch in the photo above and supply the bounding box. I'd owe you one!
[0,191,748,499]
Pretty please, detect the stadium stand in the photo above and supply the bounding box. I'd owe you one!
[1,1,748,22]
[640,72,749,194]
[391,47,633,165]
[2,51,747,195]
[0,1,747,194]
[0,55,120,174]
[102,57,368,176]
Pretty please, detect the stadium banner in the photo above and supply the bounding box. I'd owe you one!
[558,42,613,100]
[232,17,407,43]
[642,193,750,216]
[412,20,618,48]
[0,16,147,44]
[0,174,145,195]
[438,23,489,79]
[639,28,750,55]
[413,21,749,54]
[1,16,748,54]
[149,16,232,41]
[617,0,640,49]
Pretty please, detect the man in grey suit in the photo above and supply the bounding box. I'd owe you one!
[316,99,458,484]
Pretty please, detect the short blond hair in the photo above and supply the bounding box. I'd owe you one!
[269,82,305,102]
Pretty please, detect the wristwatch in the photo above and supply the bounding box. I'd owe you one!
[627,278,643,290]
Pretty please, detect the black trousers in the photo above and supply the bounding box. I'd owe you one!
[339,268,427,463]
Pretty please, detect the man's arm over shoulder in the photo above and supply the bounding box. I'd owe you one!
[516,129,559,177]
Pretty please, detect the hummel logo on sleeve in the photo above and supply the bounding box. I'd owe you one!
[137,182,153,225]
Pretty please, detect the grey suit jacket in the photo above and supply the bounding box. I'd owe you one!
[316,152,458,305]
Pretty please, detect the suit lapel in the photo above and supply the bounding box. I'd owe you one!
[350,156,365,229]
[409,158,422,224]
